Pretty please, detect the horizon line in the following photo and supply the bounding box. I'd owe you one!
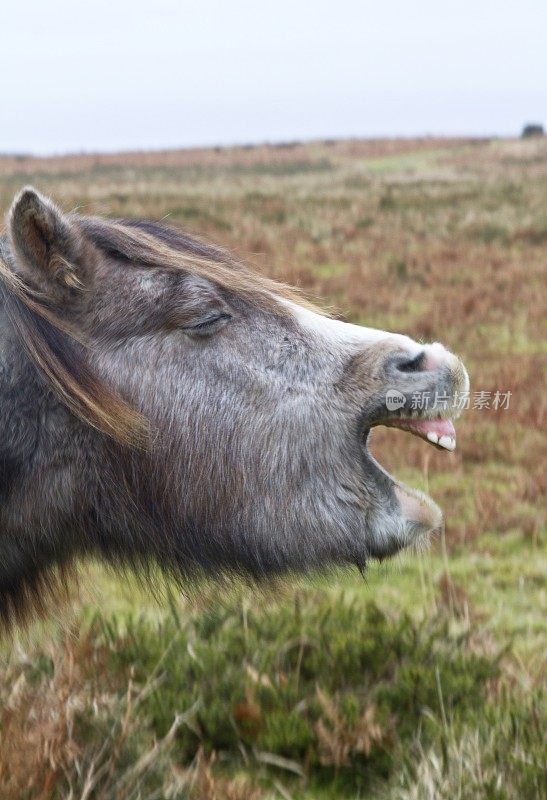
[1,131,541,161]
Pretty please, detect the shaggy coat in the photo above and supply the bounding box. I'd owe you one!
[0,188,468,627]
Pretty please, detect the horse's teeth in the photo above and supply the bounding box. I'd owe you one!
[426,431,456,450]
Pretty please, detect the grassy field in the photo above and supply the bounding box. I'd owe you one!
[0,137,545,799]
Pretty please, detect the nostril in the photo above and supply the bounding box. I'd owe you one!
[396,351,428,373]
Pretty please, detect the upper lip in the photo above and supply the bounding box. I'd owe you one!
[371,414,458,451]
[367,360,465,452]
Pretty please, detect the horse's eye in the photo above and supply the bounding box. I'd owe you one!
[183,312,232,336]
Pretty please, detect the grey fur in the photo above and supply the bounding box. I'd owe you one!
[0,188,468,626]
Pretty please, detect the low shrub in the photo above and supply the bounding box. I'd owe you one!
[1,586,544,798]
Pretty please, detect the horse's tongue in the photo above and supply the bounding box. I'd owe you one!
[406,418,456,438]
[390,417,457,451]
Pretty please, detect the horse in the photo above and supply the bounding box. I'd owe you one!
[0,187,468,627]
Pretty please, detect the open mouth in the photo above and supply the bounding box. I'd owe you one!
[361,405,462,554]
[349,346,469,558]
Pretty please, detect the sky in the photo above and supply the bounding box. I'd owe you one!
[1,0,545,154]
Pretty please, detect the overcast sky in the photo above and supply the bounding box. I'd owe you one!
[1,0,545,154]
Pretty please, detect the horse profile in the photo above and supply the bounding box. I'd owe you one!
[0,188,468,627]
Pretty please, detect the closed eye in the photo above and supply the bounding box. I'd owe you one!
[183,312,232,334]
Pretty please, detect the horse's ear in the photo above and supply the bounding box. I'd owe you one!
[7,187,94,304]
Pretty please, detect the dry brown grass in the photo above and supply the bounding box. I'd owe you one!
[0,632,262,800]
[1,136,544,552]
[171,751,264,800]
[315,687,385,768]
[0,136,545,799]
[0,633,97,799]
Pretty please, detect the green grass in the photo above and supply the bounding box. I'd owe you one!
[3,536,544,800]
[80,528,545,665]
[361,148,454,175]
[72,529,544,799]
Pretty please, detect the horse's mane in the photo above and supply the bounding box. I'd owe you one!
[0,217,313,446]
[79,216,308,309]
